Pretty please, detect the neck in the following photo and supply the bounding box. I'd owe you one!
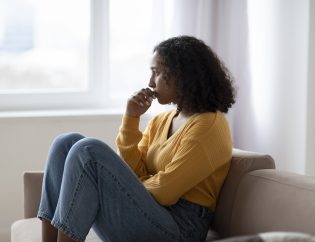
[176,106,193,118]
[175,106,182,116]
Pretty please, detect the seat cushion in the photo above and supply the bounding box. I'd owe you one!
[11,217,102,242]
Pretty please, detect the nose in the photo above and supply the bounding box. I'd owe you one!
[148,76,155,88]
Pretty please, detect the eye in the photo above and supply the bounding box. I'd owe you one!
[151,70,160,76]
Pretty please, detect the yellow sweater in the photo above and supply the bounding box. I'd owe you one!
[116,110,232,210]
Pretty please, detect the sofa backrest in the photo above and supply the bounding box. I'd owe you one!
[213,149,276,236]
[23,149,275,220]
[24,172,43,218]
[229,169,315,236]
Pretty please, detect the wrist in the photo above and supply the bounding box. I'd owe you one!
[125,111,140,118]
[122,115,140,129]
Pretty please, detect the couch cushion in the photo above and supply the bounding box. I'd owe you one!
[259,231,315,242]
[229,170,315,236]
[213,149,275,236]
[211,232,315,242]
[11,218,101,242]
[24,172,43,218]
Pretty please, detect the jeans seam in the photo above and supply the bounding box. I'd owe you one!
[54,168,88,241]
[52,219,84,242]
[95,161,178,241]
[37,211,52,221]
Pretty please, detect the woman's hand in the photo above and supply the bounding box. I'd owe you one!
[125,88,156,118]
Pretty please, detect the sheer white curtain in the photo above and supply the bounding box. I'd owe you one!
[167,0,314,175]
[306,0,315,176]
[167,0,254,150]
[246,0,310,174]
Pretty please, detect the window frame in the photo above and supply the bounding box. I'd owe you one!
[0,0,115,111]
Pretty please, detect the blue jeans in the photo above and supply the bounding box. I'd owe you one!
[37,133,213,242]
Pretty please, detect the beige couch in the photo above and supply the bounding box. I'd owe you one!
[11,149,315,241]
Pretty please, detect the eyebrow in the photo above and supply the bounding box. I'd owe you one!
[151,61,164,70]
[150,66,159,71]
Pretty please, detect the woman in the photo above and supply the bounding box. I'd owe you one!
[37,36,236,242]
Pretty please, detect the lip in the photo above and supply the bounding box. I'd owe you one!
[148,88,157,99]
[152,91,158,99]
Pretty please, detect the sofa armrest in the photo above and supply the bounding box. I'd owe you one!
[229,169,315,236]
[213,148,276,237]
[23,171,44,218]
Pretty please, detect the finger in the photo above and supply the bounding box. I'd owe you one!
[143,88,155,100]
[132,94,152,107]
[134,88,154,98]
[143,89,156,103]
[131,88,154,106]
[130,95,144,107]
[136,91,152,106]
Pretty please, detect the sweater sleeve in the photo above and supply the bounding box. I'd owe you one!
[116,115,150,178]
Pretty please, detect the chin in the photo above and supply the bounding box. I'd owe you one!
[157,98,175,105]
[157,98,167,105]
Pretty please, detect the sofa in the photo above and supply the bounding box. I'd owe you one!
[11,149,315,241]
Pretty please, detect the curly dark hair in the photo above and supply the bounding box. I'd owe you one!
[153,36,236,113]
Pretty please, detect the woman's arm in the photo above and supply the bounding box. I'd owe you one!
[116,115,152,178]
[116,88,156,177]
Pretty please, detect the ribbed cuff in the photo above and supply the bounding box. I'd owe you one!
[121,115,140,130]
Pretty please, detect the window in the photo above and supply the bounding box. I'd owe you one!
[0,0,89,91]
[0,0,95,110]
[109,0,154,100]
[107,0,174,114]
[0,0,174,111]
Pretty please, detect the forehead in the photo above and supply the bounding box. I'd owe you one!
[150,51,164,68]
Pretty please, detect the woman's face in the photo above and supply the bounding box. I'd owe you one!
[148,51,177,105]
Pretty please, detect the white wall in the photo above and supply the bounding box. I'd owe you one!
[0,112,149,242]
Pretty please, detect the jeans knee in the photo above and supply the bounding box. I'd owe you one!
[68,137,117,168]
[52,132,85,151]
[71,137,105,148]
[45,133,85,170]
[69,137,110,156]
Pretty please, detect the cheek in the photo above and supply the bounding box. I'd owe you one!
[154,78,163,90]
[155,76,175,96]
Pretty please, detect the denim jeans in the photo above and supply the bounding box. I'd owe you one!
[37,132,213,242]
